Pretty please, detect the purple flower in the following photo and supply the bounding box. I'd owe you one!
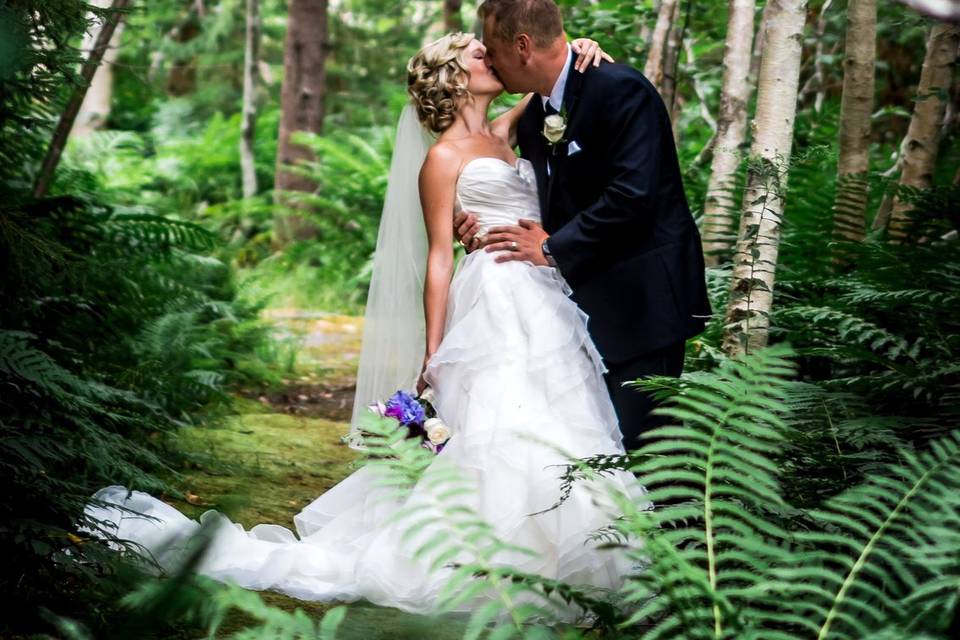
[384,390,425,426]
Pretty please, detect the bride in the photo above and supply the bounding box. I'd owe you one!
[84,32,646,619]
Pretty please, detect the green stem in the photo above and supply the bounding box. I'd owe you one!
[816,454,951,639]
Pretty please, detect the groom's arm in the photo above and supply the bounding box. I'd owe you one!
[546,74,665,283]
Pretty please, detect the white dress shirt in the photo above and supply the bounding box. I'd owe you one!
[542,44,573,177]
[542,43,573,113]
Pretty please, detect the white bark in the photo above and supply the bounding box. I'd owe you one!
[241,0,262,199]
[888,22,960,241]
[831,0,876,247]
[71,0,124,137]
[644,0,678,92]
[661,0,684,114]
[722,0,808,357]
[701,0,756,267]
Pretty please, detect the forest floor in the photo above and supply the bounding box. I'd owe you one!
[161,310,470,639]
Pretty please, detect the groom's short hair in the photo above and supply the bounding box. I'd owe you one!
[478,0,564,49]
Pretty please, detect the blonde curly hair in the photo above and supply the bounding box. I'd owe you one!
[407,32,475,134]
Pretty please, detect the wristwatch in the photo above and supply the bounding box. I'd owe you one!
[541,239,558,267]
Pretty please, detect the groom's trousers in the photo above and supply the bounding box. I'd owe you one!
[603,340,686,451]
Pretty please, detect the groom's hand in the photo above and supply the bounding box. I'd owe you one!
[485,219,549,266]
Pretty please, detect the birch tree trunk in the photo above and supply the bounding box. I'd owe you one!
[241,0,262,199]
[644,0,678,93]
[71,0,124,138]
[33,0,131,199]
[749,0,774,85]
[887,22,960,242]
[660,0,684,115]
[830,0,876,249]
[722,0,807,357]
[807,0,834,114]
[700,0,756,267]
[273,0,329,245]
[443,0,463,32]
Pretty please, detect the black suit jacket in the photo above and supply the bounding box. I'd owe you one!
[517,58,712,364]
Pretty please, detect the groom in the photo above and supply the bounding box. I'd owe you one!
[456,0,712,450]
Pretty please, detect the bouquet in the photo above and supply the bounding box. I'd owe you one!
[368,387,451,454]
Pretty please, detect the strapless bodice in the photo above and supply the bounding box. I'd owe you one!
[455,157,541,231]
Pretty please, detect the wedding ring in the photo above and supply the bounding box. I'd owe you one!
[510,241,518,251]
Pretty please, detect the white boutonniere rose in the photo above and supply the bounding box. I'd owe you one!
[542,109,568,154]
[543,114,566,143]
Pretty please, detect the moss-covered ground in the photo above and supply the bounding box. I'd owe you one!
[159,312,470,638]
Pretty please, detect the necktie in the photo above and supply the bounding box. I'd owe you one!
[544,101,559,178]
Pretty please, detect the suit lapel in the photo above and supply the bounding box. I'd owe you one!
[526,97,551,220]
[545,57,585,222]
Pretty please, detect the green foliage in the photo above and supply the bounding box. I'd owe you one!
[0,2,278,634]
[248,124,396,311]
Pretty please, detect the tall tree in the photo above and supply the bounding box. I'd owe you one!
[33,0,131,198]
[830,0,876,250]
[722,0,807,357]
[748,0,773,84]
[166,16,201,96]
[644,0,678,94]
[444,0,463,32]
[273,0,330,244]
[660,0,684,115]
[700,0,757,267]
[886,21,960,242]
[799,0,835,115]
[71,0,125,137]
[241,0,262,199]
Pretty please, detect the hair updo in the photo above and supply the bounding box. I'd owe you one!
[407,32,474,134]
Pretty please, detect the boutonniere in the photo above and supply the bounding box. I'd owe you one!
[542,106,568,155]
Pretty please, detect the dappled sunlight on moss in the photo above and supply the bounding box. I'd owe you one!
[168,412,359,528]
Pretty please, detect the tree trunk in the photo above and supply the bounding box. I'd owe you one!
[830,0,876,250]
[71,0,124,138]
[443,0,463,32]
[660,0,684,115]
[700,0,756,267]
[802,0,834,114]
[722,0,807,357]
[241,0,262,199]
[166,19,200,96]
[644,0,678,93]
[273,0,329,245]
[887,22,960,242]
[33,0,131,199]
[748,0,774,85]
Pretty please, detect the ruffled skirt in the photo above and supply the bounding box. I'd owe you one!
[84,251,646,617]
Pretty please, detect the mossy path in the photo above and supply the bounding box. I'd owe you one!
[162,311,469,638]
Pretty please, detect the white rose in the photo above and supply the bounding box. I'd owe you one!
[543,114,567,144]
[424,418,450,445]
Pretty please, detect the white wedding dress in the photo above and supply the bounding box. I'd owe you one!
[85,156,646,618]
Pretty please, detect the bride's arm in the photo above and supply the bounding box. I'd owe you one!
[416,144,459,391]
[491,94,534,149]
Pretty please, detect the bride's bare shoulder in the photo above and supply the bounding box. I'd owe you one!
[419,140,462,187]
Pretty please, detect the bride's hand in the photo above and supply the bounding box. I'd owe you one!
[416,355,431,395]
[570,37,615,72]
